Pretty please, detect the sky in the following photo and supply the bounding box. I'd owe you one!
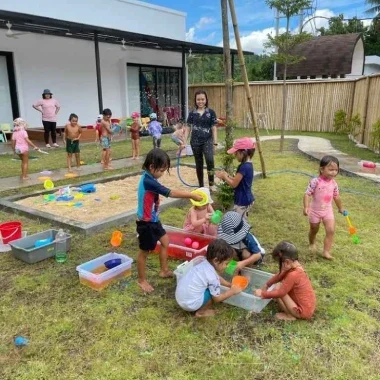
[142,0,372,54]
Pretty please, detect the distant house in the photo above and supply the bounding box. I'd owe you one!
[276,33,364,80]
[364,56,380,75]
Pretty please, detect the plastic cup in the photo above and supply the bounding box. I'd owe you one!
[232,275,249,290]
[43,179,54,190]
[210,210,222,224]
[225,260,238,275]
[111,236,122,247]
[112,231,122,239]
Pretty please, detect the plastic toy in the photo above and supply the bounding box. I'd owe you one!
[43,179,54,190]
[14,336,29,346]
[184,237,193,247]
[73,202,83,208]
[104,258,122,269]
[191,241,199,249]
[56,195,74,202]
[210,210,223,224]
[59,186,71,196]
[74,193,84,200]
[225,259,238,275]
[80,184,96,193]
[110,195,120,200]
[358,160,376,169]
[232,275,249,290]
[43,194,55,202]
[110,231,122,247]
[34,237,53,248]
[342,210,360,244]
[190,189,208,207]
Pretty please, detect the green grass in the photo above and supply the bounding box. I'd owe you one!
[1,140,379,379]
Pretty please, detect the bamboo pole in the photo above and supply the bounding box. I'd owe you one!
[360,76,371,144]
[227,0,267,178]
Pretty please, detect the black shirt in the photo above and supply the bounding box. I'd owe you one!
[187,108,217,146]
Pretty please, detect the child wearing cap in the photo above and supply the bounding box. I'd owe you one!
[183,187,218,237]
[215,137,255,219]
[148,113,162,149]
[130,111,141,159]
[217,211,265,274]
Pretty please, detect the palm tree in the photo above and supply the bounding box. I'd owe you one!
[365,0,380,17]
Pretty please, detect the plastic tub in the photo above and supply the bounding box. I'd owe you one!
[154,225,215,260]
[76,252,133,291]
[9,229,71,264]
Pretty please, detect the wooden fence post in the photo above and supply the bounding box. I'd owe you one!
[361,76,371,144]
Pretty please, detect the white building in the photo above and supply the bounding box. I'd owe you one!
[364,56,380,75]
[0,0,227,128]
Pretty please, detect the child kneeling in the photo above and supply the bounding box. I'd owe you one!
[254,241,316,321]
[217,211,265,274]
[175,239,242,317]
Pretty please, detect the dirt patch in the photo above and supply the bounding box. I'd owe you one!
[16,167,207,223]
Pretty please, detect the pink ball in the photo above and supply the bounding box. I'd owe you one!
[191,241,200,250]
[184,237,193,247]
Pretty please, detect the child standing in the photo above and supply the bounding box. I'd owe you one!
[95,114,106,165]
[215,137,255,219]
[183,187,217,237]
[148,112,162,149]
[100,108,113,170]
[255,241,316,321]
[130,111,141,160]
[136,149,203,293]
[63,113,82,172]
[175,239,242,317]
[217,211,265,274]
[171,122,186,156]
[11,118,39,180]
[303,155,344,260]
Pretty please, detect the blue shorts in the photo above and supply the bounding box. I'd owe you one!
[100,136,111,150]
[202,289,212,306]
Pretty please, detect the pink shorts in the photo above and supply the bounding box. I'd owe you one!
[308,208,334,224]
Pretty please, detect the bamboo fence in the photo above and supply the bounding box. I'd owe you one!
[188,74,380,148]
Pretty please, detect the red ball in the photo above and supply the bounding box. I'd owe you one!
[184,237,193,247]
[191,241,199,249]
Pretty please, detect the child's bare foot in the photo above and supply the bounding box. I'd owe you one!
[275,312,297,321]
[137,280,154,293]
[195,309,217,317]
[68,168,73,173]
[159,269,174,278]
[21,176,30,181]
[321,251,333,260]
[309,244,317,254]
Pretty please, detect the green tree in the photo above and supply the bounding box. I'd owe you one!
[318,14,367,35]
[365,0,380,17]
[265,0,312,152]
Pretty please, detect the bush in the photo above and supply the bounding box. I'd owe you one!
[333,110,362,138]
[370,120,380,153]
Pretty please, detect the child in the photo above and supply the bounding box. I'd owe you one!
[303,155,344,260]
[94,114,102,143]
[63,113,82,172]
[175,239,242,317]
[148,112,162,149]
[171,122,186,156]
[130,111,141,160]
[217,211,265,274]
[215,137,255,219]
[183,187,217,237]
[100,108,113,169]
[254,241,316,321]
[11,118,39,180]
[136,148,203,293]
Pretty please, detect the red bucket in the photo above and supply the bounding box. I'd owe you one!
[0,221,22,244]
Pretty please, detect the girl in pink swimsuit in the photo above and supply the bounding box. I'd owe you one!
[303,156,344,260]
[11,118,39,180]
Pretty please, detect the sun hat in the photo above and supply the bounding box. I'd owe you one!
[227,137,256,154]
[198,187,213,204]
[131,111,140,118]
[217,211,251,245]
[42,89,52,95]
[149,112,157,119]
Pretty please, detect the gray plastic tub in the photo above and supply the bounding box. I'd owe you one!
[9,229,71,264]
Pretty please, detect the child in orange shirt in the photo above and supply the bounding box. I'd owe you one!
[255,241,316,321]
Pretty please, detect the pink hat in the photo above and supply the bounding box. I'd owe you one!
[227,137,256,154]
[131,112,140,118]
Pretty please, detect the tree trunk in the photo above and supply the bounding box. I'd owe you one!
[228,0,266,178]
[221,0,234,174]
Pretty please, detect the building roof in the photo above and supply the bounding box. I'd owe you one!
[277,33,363,77]
[0,10,252,56]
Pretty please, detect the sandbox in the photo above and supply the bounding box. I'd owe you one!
[0,166,206,235]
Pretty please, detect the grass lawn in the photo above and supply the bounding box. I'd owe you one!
[0,139,379,379]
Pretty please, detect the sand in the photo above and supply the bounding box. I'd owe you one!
[16,167,209,224]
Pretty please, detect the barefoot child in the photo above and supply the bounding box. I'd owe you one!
[130,111,141,159]
[215,137,255,219]
[100,108,113,169]
[175,239,242,317]
[11,118,39,180]
[63,113,82,172]
[183,187,217,237]
[303,155,344,260]
[148,112,162,149]
[255,241,316,321]
[136,149,203,293]
[171,122,186,156]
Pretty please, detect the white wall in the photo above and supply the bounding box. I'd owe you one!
[0,32,182,127]
[0,0,186,41]
[351,39,364,76]
[364,64,380,75]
